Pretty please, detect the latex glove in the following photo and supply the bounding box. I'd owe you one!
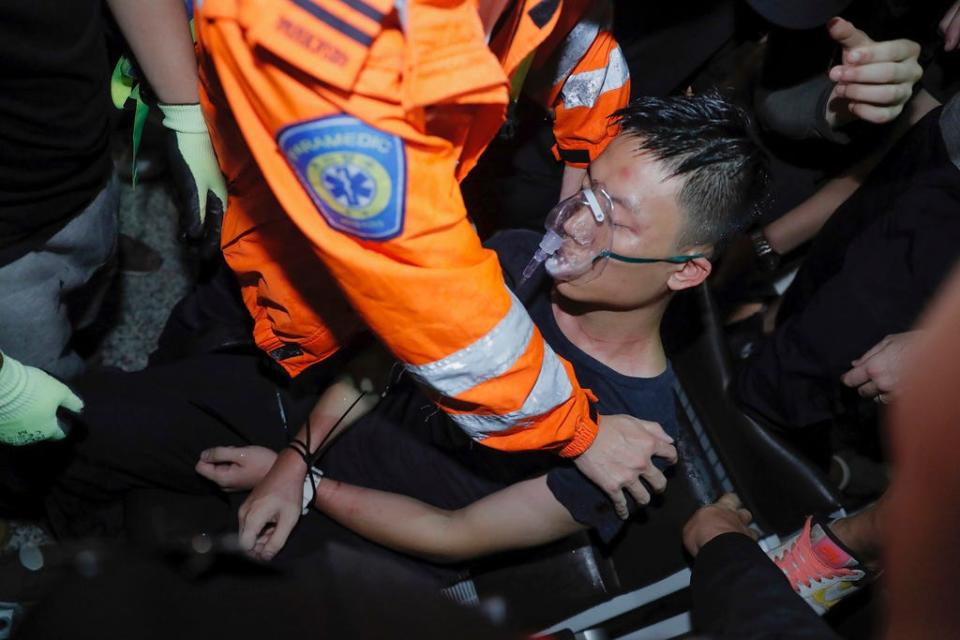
[825,18,922,127]
[158,103,228,246]
[0,353,83,446]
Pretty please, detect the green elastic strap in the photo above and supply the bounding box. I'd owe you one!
[129,84,150,188]
[110,56,150,187]
[598,251,705,265]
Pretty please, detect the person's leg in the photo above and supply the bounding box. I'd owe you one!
[149,255,254,366]
[0,179,119,379]
[829,501,883,570]
[737,108,960,430]
[46,352,327,539]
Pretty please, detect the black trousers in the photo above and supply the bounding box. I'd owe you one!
[46,353,325,542]
[44,351,526,584]
[737,106,960,430]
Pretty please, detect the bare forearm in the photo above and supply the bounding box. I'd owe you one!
[559,165,587,201]
[314,479,467,563]
[106,0,199,104]
[764,174,865,254]
[313,475,582,563]
[765,89,941,254]
[296,376,378,454]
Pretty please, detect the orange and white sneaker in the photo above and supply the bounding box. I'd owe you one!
[769,516,868,615]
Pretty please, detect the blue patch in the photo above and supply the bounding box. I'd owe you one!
[278,115,406,241]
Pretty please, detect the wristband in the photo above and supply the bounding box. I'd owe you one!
[301,467,323,515]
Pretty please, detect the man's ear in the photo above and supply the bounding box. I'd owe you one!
[667,256,712,292]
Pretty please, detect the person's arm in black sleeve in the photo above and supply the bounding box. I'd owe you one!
[684,495,841,639]
[691,533,841,639]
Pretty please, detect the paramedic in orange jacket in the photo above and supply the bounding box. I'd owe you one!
[194,0,675,557]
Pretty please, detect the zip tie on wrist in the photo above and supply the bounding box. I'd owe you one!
[286,438,310,467]
[301,466,323,515]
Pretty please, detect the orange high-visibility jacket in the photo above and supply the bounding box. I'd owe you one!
[195,0,629,456]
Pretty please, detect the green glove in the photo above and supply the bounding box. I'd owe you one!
[0,353,84,446]
[159,103,228,247]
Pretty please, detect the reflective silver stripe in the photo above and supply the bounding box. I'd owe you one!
[404,291,533,398]
[448,345,573,440]
[526,0,612,101]
[550,1,612,85]
[561,45,628,110]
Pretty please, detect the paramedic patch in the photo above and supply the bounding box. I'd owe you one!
[279,116,406,240]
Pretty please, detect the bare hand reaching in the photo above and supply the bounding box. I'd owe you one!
[825,17,922,126]
[841,331,918,403]
[682,493,757,557]
[195,445,277,491]
[574,414,678,520]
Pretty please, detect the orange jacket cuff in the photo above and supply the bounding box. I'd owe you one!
[558,413,599,458]
[552,142,592,168]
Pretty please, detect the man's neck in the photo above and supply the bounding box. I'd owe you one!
[551,292,669,378]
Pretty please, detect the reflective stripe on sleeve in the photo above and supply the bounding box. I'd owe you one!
[560,45,628,110]
[447,344,573,440]
[527,0,612,99]
[404,291,533,398]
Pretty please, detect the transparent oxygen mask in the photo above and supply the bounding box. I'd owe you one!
[518,185,614,288]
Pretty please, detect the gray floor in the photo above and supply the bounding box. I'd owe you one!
[99,175,194,371]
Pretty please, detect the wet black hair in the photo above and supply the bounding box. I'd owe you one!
[612,92,769,248]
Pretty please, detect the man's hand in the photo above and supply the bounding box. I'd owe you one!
[0,353,83,446]
[942,1,960,52]
[825,17,922,127]
[682,493,757,558]
[158,103,228,247]
[196,445,277,492]
[574,414,677,520]
[236,449,306,562]
[841,331,918,403]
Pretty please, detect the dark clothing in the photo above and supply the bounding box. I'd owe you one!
[493,230,680,541]
[737,103,960,430]
[0,1,112,266]
[48,231,680,575]
[691,533,840,639]
[318,231,678,547]
[46,353,332,540]
[11,543,507,640]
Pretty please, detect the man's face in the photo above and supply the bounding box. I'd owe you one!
[553,135,689,309]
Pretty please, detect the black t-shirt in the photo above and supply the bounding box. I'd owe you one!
[322,230,679,545]
[0,1,112,266]
[492,230,680,542]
